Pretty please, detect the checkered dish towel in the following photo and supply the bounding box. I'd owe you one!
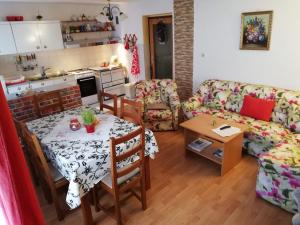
[131,45,140,78]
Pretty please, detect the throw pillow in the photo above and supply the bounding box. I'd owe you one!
[225,94,243,112]
[240,95,275,122]
[271,98,289,126]
[206,90,231,110]
[287,104,300,133]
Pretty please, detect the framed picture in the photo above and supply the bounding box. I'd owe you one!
[240,11,273,50]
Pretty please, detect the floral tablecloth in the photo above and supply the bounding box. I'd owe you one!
[26,106,159,209]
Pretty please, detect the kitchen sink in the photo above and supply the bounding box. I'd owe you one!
[26,73,66,81]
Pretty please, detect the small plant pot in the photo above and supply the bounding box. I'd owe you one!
[84,124,95,133]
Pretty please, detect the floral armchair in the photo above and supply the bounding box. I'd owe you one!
[135,79,180,131]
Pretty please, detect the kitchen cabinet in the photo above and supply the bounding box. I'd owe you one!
[0,22,17,55]
[38,21,63,50]
[7,83,30,95]
[11,21,63,53]
[29,79,53,89]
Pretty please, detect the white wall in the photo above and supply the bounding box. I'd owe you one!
[194,0,300,91]
[118,0,173,82]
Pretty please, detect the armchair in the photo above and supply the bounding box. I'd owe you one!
[135,79,180,131]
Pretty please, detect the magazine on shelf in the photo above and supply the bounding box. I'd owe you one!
[213,148,224,159]
[188,138,212,152]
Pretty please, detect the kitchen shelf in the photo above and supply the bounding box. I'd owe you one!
[62,30,115,35]
[61,20,99,23]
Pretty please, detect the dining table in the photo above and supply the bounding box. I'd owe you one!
[26,106,159,225]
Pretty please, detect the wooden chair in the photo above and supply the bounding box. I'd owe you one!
[120,97,143,125]
[22,125,68,221]
[13,117,39,185]
[94,126,147,225]
[34,90,64,117]
[99,91,118,116]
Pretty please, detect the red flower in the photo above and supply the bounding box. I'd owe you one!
[273,179,280,187]
[290,124,297,132]
[289,179,300,188]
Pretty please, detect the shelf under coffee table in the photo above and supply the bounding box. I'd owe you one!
[180,114,247,176]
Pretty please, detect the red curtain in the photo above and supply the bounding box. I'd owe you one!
[0,84,45,225]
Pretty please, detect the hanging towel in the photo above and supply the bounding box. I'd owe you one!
[131,45,140,79]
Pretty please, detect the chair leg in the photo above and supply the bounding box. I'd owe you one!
[92,188,100,212]
[141,171,147,210]
[113,193,123,225]
[52,190,65,221]
[28,160,40,185]
[40,180,53,204]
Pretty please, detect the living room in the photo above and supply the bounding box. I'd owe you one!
[0,1,299,225]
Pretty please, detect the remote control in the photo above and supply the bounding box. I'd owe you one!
[220,125,231,130]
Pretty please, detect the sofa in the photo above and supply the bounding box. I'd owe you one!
[135,79,180,131]
[182,79,300,213]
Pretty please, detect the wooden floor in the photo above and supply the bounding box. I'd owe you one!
[38,130,292,225]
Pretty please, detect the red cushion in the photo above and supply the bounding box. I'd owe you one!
[240,95,275,122]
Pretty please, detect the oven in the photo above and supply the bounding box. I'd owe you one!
[69,69,98,105]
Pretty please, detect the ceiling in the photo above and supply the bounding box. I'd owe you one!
[0,0,136,3]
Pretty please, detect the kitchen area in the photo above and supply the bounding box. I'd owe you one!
[0,1,133,109]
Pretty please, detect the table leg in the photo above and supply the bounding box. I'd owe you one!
[81,192,94,225]
[145,156,151,190]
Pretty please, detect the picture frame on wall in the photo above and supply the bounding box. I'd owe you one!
[240,10,273,50]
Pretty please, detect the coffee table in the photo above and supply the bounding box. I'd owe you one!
[180,114,247,176]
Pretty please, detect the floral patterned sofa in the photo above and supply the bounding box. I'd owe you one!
[182,79,300,213]
[135,79,180,131]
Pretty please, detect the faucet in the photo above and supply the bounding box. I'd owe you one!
[40,66,50,79]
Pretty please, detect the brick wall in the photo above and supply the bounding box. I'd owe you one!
[174,0,194,101]
[8,85,82,121]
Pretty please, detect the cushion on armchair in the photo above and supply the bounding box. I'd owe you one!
[145,89,162,105]
[146,109,172,121]
[147,102,169,110]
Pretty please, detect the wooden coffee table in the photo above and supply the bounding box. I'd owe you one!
[180,114,247,176]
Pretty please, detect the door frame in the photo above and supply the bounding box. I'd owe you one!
[142,13,174,80]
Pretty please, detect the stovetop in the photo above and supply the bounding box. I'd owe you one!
[67,68,93,75]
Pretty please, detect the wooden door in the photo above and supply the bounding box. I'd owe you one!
[148,16,173,79]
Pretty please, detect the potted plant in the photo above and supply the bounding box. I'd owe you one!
[81,109,96,133]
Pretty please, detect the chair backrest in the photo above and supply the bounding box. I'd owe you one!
[99,91,118,116]
[110,126,145,191]
[34,90,64,117]
[22,125,53,186]
[120,97,143,125]
[135,79,178,104]
[13,117,25,141]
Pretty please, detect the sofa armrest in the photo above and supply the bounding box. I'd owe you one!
[181,95,205,114]
[168,93,180,130]
[135,97,145,113]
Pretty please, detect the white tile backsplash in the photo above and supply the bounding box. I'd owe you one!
[0,44,120,80]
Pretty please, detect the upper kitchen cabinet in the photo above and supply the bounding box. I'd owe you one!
[11,21,63,53]
[11,21,41,53]
[0,22,17,55]
[38,21,64,50]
